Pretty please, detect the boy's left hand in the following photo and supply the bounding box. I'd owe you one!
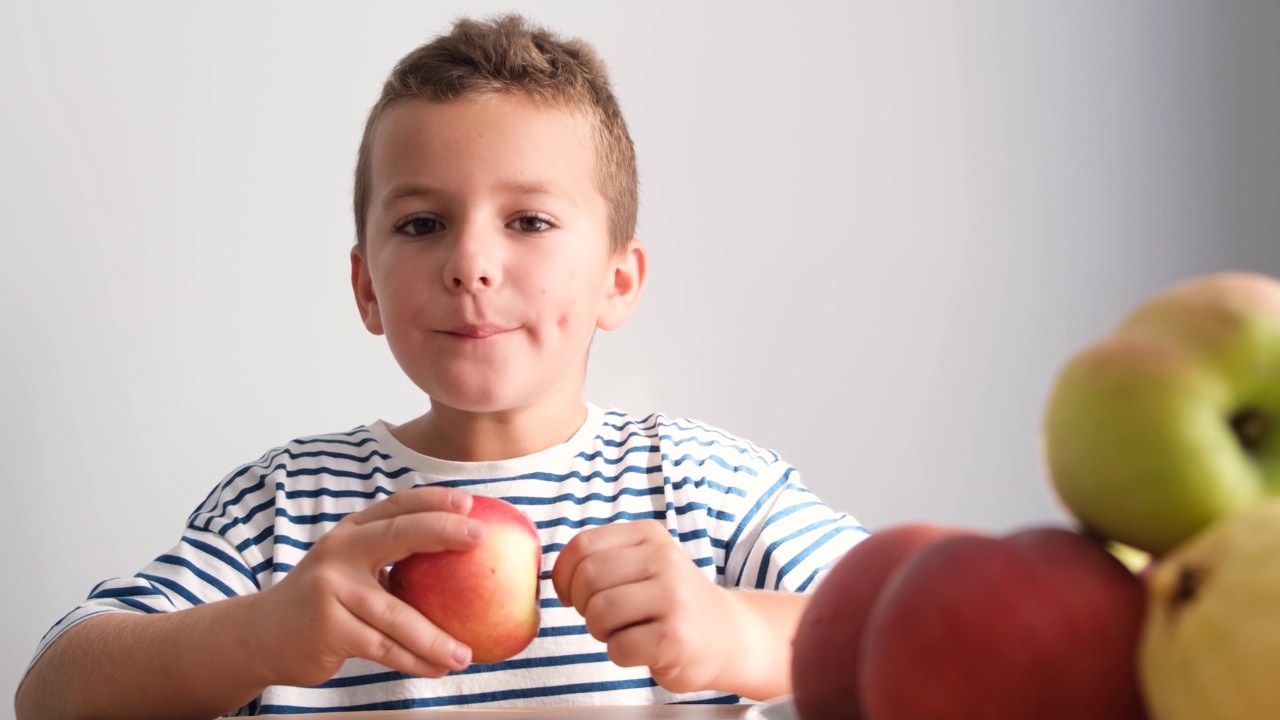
[551,519,735,694]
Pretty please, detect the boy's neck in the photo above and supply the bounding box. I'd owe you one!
[395,399,590,462]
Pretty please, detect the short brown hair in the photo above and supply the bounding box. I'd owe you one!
[352,14,638,253]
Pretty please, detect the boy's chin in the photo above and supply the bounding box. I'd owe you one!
[422,388,573,417]
[408,363,590,418]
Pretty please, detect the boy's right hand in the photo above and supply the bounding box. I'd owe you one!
[246,486,486,687]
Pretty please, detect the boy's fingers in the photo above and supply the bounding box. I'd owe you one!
[345,486,472,527]
[358,510,486,569]
[602,620,662,670]
[552,520,662,607]
[340,584,471,674]
[582,581,661,643]
[337,602,454,679]
[568,545,658,617]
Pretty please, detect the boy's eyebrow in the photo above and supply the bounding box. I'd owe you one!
[380,183,444,209]
[498,180,578,207]
[379,181,578,209]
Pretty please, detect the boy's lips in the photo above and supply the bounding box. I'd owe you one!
[444,323,513,339]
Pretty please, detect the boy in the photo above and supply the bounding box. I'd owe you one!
[16,14,867,718]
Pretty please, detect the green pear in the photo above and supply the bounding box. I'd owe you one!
[1139,499,1280,720]
[1044,272,1280,555]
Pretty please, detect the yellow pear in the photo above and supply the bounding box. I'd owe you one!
[1139,499,1280,720]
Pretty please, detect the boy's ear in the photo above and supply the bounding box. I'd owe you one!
[597,238,647,331]
[350,246,385,336]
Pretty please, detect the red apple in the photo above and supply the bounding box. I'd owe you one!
[859,527,1148,720]
[790,524,973,720]
[388,495,542,664]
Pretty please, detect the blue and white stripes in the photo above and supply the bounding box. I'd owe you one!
[31,404,868,714]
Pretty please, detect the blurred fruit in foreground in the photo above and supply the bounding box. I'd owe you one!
[1140,499,1280,720]
[858,526,1148,720]
[790,524,972,720]
[1044,271,1280,555]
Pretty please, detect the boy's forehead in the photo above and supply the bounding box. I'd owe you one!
[370,96,595,156]
[369,97,601,202]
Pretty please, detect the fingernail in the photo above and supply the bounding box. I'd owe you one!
[467,520,486,540]
[453,644,472,668]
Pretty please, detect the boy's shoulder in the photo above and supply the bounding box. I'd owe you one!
[233,423,398,474]
[187,423,402,527]
[596,406,788,474]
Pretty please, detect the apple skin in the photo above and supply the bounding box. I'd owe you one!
[790,524,972,720]
[1140,499,1280,720]
[859,526,1149,720]
[1044,272,1280,555]
[388,495,542,664]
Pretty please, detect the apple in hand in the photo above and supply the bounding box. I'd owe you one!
[1044,272,1280,555]
[388,495,542,664]
[859,526,1148,720]
[790,524,973,720]
[1140,499,1280,720]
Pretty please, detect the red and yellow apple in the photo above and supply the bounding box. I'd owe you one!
[858,526,1148,720]
[1044,272,1280,555]
[388,495,542,664]
[790,524,972,720]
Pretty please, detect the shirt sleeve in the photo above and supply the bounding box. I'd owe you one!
[27,454,277,671]
[27,524,263,668]
[720,464,869,593]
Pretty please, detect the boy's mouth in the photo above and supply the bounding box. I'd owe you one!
[445,323,512,339]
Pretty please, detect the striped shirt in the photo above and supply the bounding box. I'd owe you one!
[31,404,868,715]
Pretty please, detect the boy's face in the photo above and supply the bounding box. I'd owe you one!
[352,96,643,416]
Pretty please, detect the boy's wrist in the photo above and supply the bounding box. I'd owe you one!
[172,592,278,703]
[158,594,274,717]
[232,591,286,692]
[710,587,802,701]
[709,586,758,696]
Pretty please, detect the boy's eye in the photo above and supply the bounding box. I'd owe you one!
[396,216,444,237]
[510,215,555,234]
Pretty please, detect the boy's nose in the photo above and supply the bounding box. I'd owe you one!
[443,229,501,293]
[450,273,492,291]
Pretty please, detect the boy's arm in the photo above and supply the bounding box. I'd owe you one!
[16,487,484,720]
[15,595,270,720]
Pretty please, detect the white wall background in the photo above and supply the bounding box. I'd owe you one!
[3,0,1277,711]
